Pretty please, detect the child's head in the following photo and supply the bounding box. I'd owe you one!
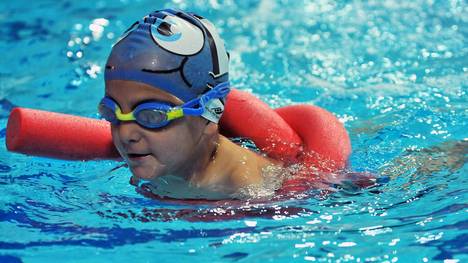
[100,9,230,180]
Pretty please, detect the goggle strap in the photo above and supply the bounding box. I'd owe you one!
[183,107,204,116]
[182,97,200,108]
[180,81,230,112]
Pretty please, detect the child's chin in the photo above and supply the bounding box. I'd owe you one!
[130,166,159,180]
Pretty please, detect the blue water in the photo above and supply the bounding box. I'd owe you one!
[1,0,467,262]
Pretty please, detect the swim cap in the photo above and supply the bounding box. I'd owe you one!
[105,9,229,123]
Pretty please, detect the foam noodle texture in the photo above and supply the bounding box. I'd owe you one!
[220,89,303,162]
[6,108,120,160]
[275,105,351,170]
[220,89,351,167]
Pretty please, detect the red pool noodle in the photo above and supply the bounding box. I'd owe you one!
[6,108,120,160]
[219,89,351,167]
[219,89,303,162]
[274,105,351,170]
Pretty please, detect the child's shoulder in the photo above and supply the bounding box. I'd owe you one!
[218,136,275,188]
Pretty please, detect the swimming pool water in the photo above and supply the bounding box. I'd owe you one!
[1,0,467,262]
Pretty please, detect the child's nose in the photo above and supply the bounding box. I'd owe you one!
[116,122,142,145]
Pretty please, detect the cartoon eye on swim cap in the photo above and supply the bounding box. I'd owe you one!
[150,14,204,56]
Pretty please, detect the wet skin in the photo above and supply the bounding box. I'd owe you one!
[105,80,277,199]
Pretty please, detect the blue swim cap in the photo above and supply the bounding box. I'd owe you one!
[105,9,229,123]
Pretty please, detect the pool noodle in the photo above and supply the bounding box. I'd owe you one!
[6,108,120,160]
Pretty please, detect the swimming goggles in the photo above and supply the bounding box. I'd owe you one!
[98,82,230,129]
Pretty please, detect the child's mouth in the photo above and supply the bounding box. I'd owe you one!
[127,153,152,159]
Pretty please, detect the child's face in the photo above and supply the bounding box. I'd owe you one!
[105,80,208,180]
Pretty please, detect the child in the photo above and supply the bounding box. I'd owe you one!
[99,9,282,200]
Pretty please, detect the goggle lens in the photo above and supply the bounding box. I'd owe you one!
[134,109,168,128]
